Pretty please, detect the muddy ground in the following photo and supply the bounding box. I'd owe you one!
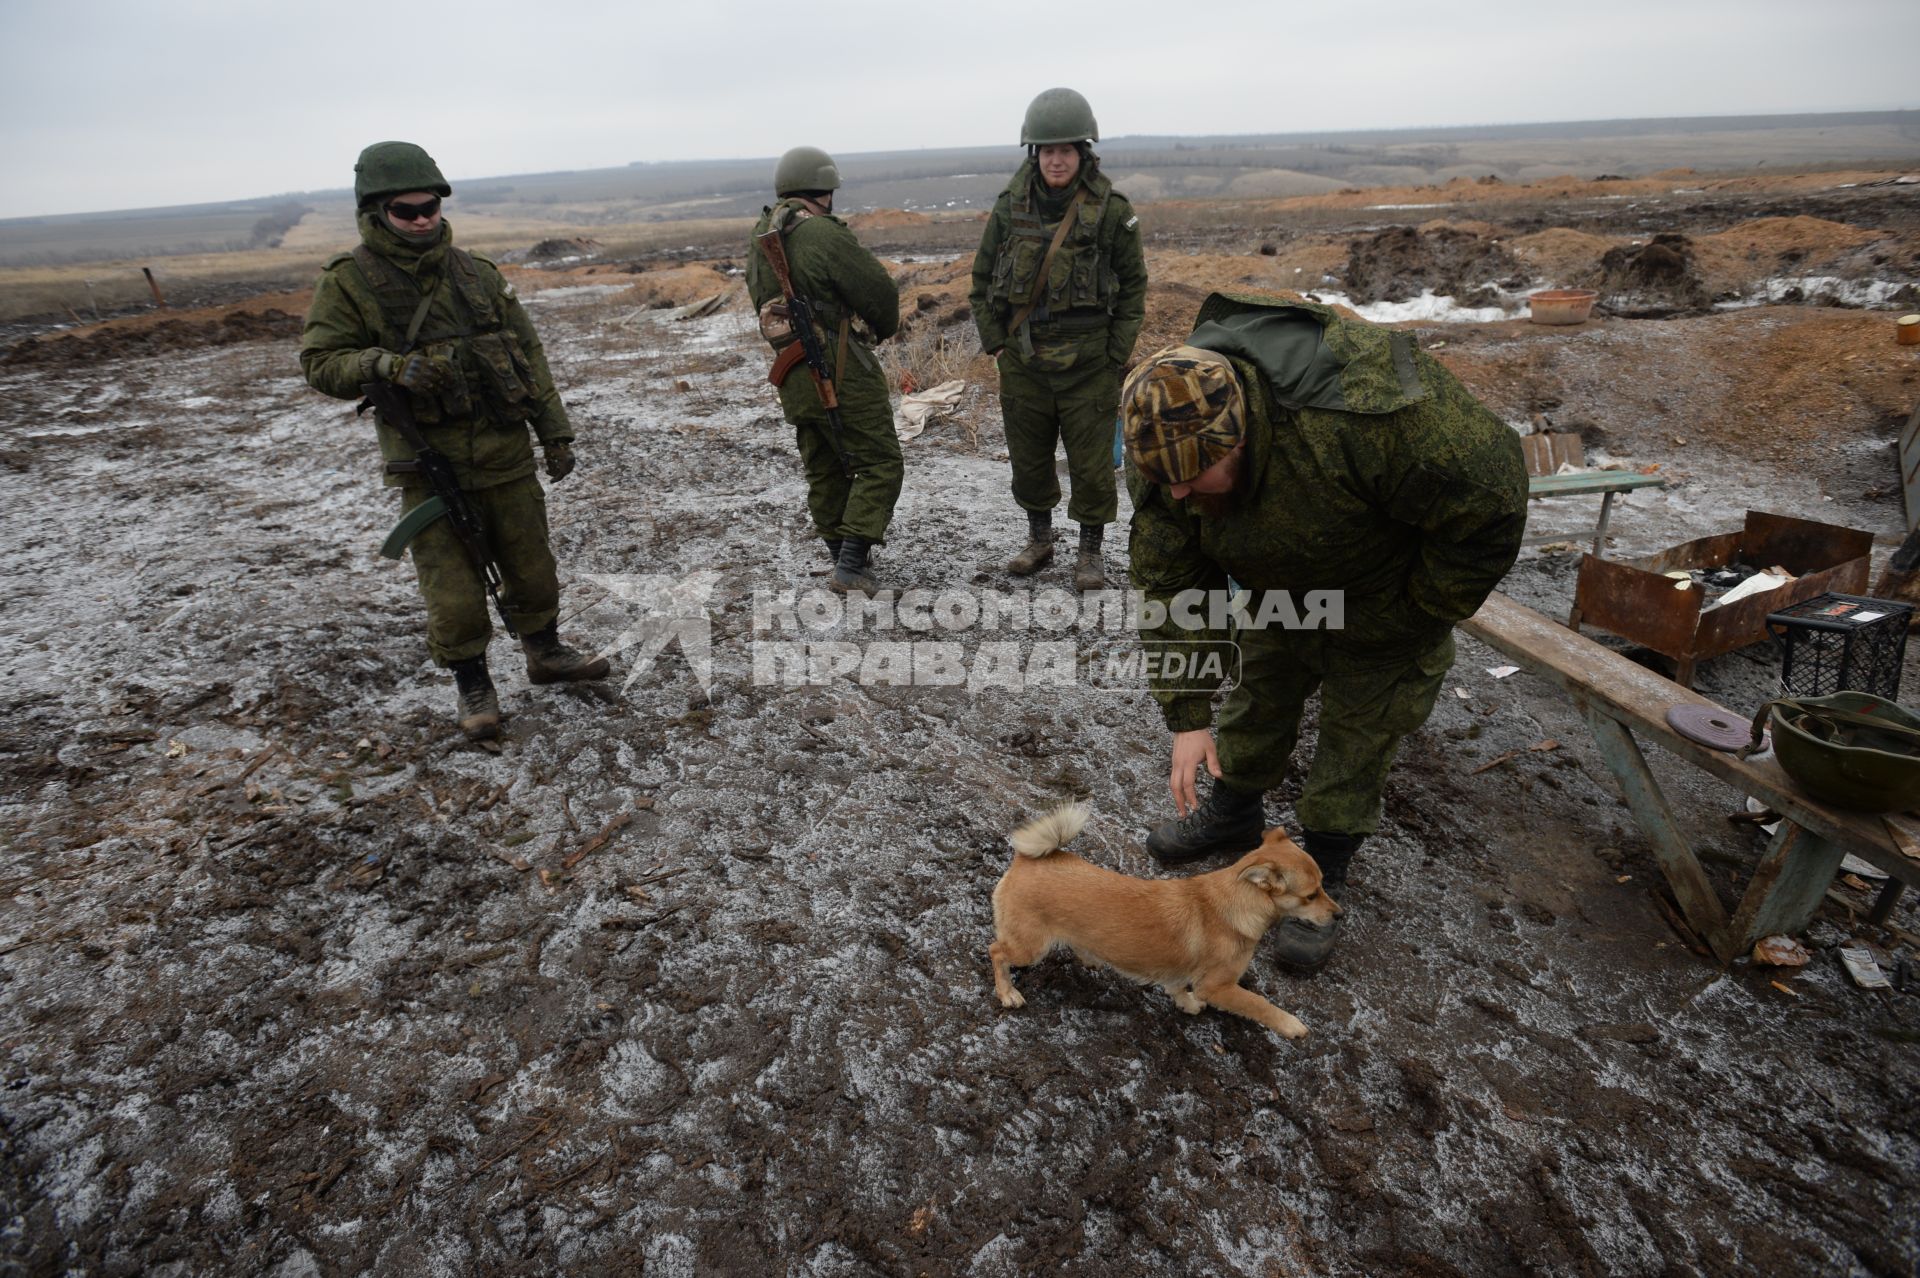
[3,176,1920,1276]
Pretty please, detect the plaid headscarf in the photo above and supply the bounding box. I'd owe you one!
[1121,345,1246,485]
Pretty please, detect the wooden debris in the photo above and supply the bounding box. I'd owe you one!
[563,809,634,870]
[1471,751,1520,775]
[236,741,283,782]
[490,848,532,873]
[1650,891,1712,958]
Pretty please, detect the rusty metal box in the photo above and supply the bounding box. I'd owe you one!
[1568,510,1873,687]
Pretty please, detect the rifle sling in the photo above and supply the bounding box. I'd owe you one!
[401,284,439,354]
[1006,185,1087,347]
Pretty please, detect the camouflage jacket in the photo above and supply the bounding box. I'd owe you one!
[968,160,1146,368]
[746,200,900,421]
[300,212,572,490]
[1127,293,1528,731]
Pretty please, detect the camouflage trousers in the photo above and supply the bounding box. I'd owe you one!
[996,345,1121,527]
[401,475,560,666]
[779,351,903,545]
[1215,626,1456,836]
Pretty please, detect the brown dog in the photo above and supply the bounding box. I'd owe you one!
[989,804,1340,1039]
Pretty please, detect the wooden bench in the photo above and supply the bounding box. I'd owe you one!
[1520,434,1667,559]
[1459,591,1919,962]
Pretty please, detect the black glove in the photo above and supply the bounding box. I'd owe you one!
[390,351,457,394]
[544,442,576,482]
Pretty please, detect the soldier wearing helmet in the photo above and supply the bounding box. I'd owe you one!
[300,141,609,742]
[747,146,903,595]
[1122,292,1528,971]
[970,88,1148,591]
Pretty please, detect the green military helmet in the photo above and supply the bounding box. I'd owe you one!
[775,146,841,197]
[354,141,451,208]
[1021,88,1099,145]
[1751,692,1920,812]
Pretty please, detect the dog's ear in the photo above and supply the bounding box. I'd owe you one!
[1239,863,1275,888]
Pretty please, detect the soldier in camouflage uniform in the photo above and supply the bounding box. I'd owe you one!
[970,88,1148,591]
[301,141,608,742]
[1123,292,1527,969]
[746,146,902,595]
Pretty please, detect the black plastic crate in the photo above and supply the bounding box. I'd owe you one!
[1765,592,1913,700]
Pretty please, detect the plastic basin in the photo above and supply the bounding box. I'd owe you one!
[1528,289,1599,325]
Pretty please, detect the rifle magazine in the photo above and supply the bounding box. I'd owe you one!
[380,495,449,560]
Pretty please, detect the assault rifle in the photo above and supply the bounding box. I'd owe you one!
[361,379,513,633]
[754,226,855,478]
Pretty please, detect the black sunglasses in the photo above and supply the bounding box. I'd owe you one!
[385,196,441,222]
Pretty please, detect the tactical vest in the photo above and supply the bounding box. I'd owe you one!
[343,243,541,425]
[989,161,1116,320]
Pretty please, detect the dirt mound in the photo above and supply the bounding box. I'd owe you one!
[615,263,739,310]
[1511,227,1616,286]
[887,258,974,337]
[1432,307,1917,473]
[1594,233,1711,315]
[848,209,932,230]
[1145,251,1319,296]
[1685,216,1890,296]
[523,237,601,262]
[1702,215,1878,261]
[1344,225,1526,304]
[2,307,303,368]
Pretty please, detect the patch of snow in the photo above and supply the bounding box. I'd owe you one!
[1313,289,1513,324]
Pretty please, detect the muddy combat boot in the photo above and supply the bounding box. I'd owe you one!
[822,536,843,566]
[1270,831,1364,973]
[520,622,611,684]
[451,656,501,741]
[829,537,882,596]
[1145,782,1265,865]
[1073,523,1106,592]
[1007,510,1055,577]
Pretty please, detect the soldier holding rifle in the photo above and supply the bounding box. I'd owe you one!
[300,141,608,742]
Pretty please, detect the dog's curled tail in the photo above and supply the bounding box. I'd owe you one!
[1010,803,1089,858]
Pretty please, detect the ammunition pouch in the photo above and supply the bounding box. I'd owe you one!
[759,297,799,349]
[466,329,538,413]
[990,161,1115,318]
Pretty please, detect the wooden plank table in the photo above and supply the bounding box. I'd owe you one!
[1524,471,1668,559]
[1460,591,1918,962]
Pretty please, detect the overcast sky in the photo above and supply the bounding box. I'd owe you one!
[2,0,1916,219]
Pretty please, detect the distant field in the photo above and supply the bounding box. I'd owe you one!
[1,110,1915,327]
[4,111,1914,273]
